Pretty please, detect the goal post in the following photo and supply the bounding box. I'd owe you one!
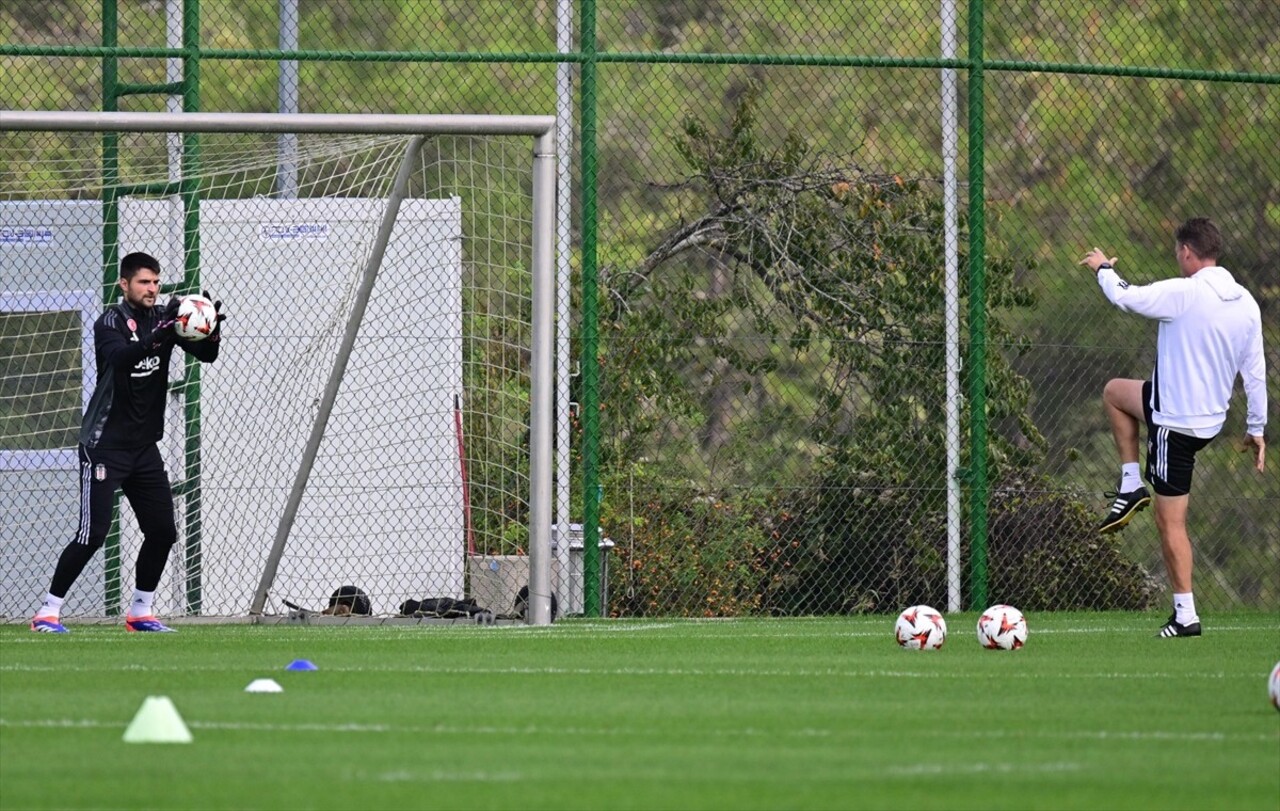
[0,111,558,626]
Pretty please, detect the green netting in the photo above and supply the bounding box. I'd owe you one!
[2,0,1275,618]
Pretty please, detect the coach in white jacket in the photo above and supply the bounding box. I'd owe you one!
[1079,218,1267,638]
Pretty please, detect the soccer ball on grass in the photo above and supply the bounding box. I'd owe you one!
[894,605,947,650]
[175,294,217,341]
[977,604,1028,650]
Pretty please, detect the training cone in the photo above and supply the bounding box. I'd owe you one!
[285,659,318,671]
[122,696,193,744]
[245,678,283,693]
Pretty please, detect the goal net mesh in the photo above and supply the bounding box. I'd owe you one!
[0,126,540,619]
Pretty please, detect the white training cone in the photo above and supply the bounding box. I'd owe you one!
[122,696,193,744]
[244,678,284,693]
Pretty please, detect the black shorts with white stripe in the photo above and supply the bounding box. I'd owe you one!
[1142,380,1213,497]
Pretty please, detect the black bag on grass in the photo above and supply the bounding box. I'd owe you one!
[399,597,489,619]
[513,585,558,622]
[323,585,372,616]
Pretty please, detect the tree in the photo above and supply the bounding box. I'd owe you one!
[600,85,1155,614]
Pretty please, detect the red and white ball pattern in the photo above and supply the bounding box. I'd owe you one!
[894,605,947,650]
[977,604,1028,650]
[175,294,217,341]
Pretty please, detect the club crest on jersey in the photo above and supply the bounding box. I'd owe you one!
[94,464,106,481]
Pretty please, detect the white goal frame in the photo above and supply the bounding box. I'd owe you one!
[1,111,559,626]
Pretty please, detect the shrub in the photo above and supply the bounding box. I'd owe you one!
[985,474,1160,611]
[601,465,784,617]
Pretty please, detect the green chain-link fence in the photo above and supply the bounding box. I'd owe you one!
[2,1,1276,619]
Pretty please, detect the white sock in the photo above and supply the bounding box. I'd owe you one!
[36,593,65,619]
[1120,462,1142,493]
[129,590,155,618]
[1173,592,1198,626]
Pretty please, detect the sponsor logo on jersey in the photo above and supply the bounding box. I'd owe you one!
[131,355,162,378]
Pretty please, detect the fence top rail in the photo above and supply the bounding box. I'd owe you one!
[0,111,557,138]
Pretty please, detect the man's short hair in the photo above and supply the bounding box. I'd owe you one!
[120,252,161,280]
[1174,218,1223,261]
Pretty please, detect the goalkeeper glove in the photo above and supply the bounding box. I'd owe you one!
[202,289,228,340]
[162,295,181,320]
[150,296,182,349]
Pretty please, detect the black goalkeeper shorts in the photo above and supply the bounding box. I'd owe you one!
[1142,381,1213,497]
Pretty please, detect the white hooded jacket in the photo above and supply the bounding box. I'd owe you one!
[1096,265,1267,439]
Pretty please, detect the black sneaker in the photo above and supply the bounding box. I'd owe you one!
[1098,486,1151,534]
[1157,614,1201,638]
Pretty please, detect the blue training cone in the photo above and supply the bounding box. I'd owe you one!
[286,659,318,671]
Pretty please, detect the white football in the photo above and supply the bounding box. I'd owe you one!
[977,604,1028,650]
[175,294,217,341]
[1269,662,1280,712]
[894,605,947,650]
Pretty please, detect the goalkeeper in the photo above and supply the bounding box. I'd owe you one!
[30,252,226,633]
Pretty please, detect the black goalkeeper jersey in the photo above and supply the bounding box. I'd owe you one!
[80,299,219,449]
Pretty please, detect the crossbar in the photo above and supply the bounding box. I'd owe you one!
[0,111,556,140]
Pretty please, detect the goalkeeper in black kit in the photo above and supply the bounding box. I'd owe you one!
[30,252,226,633]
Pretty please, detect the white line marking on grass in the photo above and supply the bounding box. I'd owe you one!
[3,717,1274,745]
[1031,730,1258,743]
[927,728,1280,744]
[1027,624,1272,635]
[0,662,1259,680]
[346,768,524,783]
[594,622,678,632]
[1,636,138,644]
[887,761,1082,777]
[321,623,1269,642]
[0,718,110,729]
[3,621,1274,644]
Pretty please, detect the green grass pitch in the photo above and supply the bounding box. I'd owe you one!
[1,612,1277,810]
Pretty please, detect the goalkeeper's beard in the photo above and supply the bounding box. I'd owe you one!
[124,289,156,309]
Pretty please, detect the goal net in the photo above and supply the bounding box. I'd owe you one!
[0,112,558,624]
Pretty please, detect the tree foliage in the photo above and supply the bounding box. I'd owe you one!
[600,86,1156,614]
